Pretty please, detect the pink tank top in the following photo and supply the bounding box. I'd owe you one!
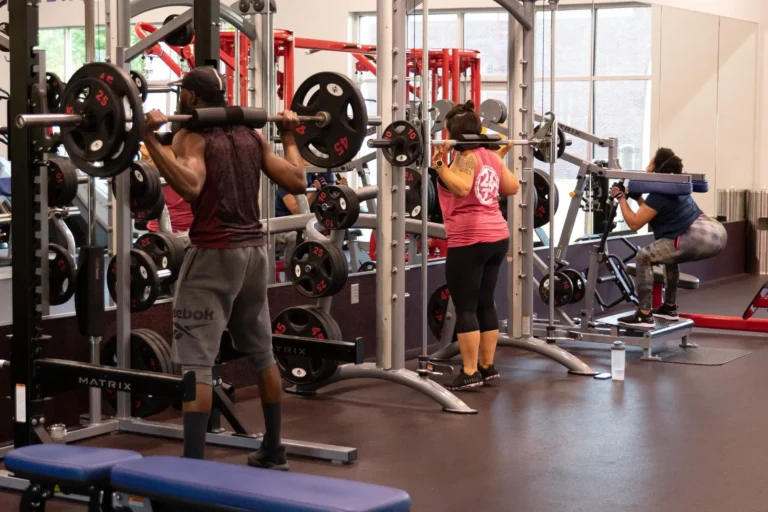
[437,148,509,248]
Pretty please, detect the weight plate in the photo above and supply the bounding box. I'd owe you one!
[404,168,429,220]
[533,125,567,163]
[163,14,194,47]
[431,99,456,133]
[380,120,423,167]
[134,232,183,284]
[533,169,559,229]
[561,268,586,305]
[358,261,376,272]
[48,243,77,306]
[130,70,149,103]
[101,330,171,418]
[62,62,145,178]
[60,77,124,162]
[133,190,166,223]
[45,72,66,113]
[272,306,340,386]
[313,184,360,230]
[130,160,162,211]
[427,284,457,342]
[107,248,160,312]
[47,157,79,207]
[478,99,508,125]
[290,72,368,168]
[538,271,575,308]
[290,240,348,298]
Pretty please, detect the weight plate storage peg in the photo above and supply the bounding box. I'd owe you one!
[533,168,559,229]
[107,249,161,313]
[538,271,575,308]
[427,285,457,342]
[290,72,369,169]
[101,330,172,418]
[377,120,424,167]
[130,70,149,103]
[46,72,66,113]
[47,157,79,207]
[272,306,341,386]
[163,14,194,47]
[134,232,184,284]
[290,240,348,298]
[61,62,145,178]
[561,268,586,305]
[313,184,360,230]
[48,243,77,306]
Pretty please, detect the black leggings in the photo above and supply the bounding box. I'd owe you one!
[445,238,509,334]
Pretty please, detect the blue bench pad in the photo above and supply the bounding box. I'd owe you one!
[5,445,142,483]
[111,456,410,512]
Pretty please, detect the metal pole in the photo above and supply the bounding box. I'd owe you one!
[261,8,276,284]
[234,30,240,106]
[248,15,257,107]
[547,1,557,339]
[376,0,394,369]
[521,1,536,339]
[420,0,430,356]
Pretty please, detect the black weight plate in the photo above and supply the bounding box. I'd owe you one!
[561,268,586,305]
[358,261,376,272]
[61,77,124,162]
[272,306,340,385]
[107,249,160,312]
[428,177,437,217]
[427,284,457,342]
[47,157,79,207]
[133,191,166,223]
[130,70,149,103]
[326,241,349,297]
[130,160,163,211]
[62,62,144,178]
[163,14,194,47]
[404,168,427,220]
[313,184,360,230]
[101,330,171,418]
[46,72,65,113]
[533,125,567,163]
[533,169,559,229]
[48,243,77,306]
[538,271,574,308]
[134,232,183,283]
[290,72,368,168]
[289,240,347,298]
[380,120,423,167]
[478,99,507,125]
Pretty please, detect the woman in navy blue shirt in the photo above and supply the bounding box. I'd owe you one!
[610,148,727,328]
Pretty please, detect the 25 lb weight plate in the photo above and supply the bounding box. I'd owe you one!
[47,157,79,208]
[380,120,423,167]
[134,232,184,284]
[313,184,360,230]
[290,72,368,169]
[272,305,341,386]
[538,271,574,308]
[427,285,457,342]
[129,160,162,211]
[561,268,586,305]
[130,70,149,103]
[107,249,161,312]
[290,240,348,298]
[48,243,77,306]
[62,62,144,178]
[533,168,559,229]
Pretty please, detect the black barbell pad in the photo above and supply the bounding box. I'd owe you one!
[75,245,106,337]
[187,107,268,131]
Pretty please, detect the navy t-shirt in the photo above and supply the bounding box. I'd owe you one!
[644,193,702,240]
[274,172,335,218]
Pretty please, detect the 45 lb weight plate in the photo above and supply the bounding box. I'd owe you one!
[538,271,574,308]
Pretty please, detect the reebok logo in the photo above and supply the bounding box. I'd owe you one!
[174,309,214,321]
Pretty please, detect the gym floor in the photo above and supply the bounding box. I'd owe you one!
[2,274,767,512]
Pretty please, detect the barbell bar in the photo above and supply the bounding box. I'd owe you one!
[367,138,534,149]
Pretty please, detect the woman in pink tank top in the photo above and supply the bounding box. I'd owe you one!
[430,101,520,391]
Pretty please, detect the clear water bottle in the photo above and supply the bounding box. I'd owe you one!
[611,341,626,381]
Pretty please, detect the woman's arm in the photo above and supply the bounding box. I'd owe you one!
[431,144,474,198]
[493,153,519,196]
[618,197,657,231]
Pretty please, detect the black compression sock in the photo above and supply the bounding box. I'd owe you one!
[261,402,282,451]
[182,412,210,459]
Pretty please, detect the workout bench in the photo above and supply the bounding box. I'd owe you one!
[6,445,411,511]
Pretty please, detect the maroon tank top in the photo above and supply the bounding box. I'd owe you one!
[189,126,265,248]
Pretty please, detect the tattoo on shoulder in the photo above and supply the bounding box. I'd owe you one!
[454,154,475,176]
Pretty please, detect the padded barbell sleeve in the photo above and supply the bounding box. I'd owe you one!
[75,245,105,337]
[185,107,268,130]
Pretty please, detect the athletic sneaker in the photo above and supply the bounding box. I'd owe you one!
[478,364,500,382]
[247,445,290,471]
[617,310,655,329]
[445,370,484,391]
[652,303,679,320]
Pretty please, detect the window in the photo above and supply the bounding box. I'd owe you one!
[465,12,508,78]
[37,29,67,79]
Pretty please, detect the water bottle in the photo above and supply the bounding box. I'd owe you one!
[611,341,626,381]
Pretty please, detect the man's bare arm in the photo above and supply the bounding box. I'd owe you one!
[257,131,306,195]
[144,129,206,202]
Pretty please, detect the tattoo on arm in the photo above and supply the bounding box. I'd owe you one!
[453,154,475,176]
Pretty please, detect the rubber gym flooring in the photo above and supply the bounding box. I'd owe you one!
[2,273,768,512]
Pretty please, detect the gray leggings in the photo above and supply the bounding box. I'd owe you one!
[636,216,727,310]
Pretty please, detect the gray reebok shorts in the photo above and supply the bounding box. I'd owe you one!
[172,245,273,370]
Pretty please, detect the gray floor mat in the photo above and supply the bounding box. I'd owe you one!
[655,346,752,366]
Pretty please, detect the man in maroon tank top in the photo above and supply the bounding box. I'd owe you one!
[142,66,307,469]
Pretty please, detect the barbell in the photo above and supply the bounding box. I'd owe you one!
[10,63,369,177]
